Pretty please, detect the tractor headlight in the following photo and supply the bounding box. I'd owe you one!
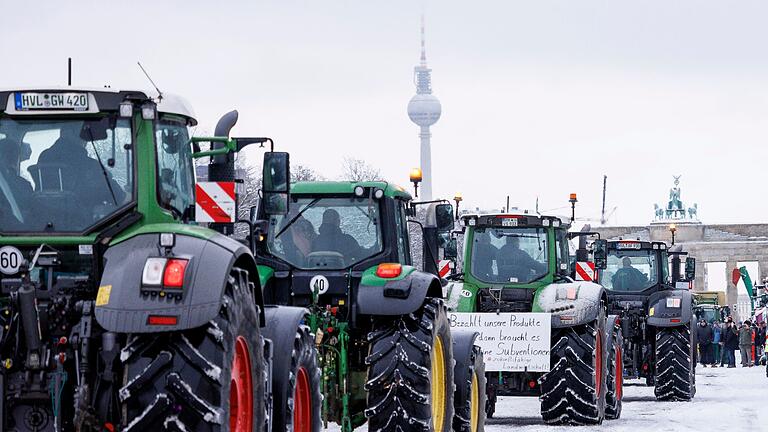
[666,298,682,308]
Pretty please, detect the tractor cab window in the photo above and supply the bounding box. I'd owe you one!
[394,201,411,265]
[600,250,658,292]
[267,196,383,269]
[470,227,548,284]
[155,116,195,218]
[0,116,133,232]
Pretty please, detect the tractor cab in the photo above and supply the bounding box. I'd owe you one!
[0,88,199,235]
[256,181,452,313]
[454,212,573,312]
[600,241,668,295]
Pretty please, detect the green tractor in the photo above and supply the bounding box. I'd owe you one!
[445,212,622,425]
[0,88,321,431]
[252,182,486,431]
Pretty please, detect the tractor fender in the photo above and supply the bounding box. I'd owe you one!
[647,289,693,327]
[537,281,607,328]
[356,270,443,316]
[95,232,264,333]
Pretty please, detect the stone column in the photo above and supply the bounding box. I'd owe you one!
[695,262,706,292]
[726,259,739,321]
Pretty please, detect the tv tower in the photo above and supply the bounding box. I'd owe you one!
[407,15,441,201]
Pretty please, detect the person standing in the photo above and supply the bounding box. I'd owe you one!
[712,320,722,368]
[723,319,739,368]
[753,321,765,363]
[739,321,754,367]
[696,319,713,366]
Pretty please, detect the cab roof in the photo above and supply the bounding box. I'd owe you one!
[607,239,668,250]
[460,212,570,229]
[292,181,412,200]
[0,87,197,125]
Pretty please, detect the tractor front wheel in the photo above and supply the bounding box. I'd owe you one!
[654,325,695,401]
[605,318,624,420]
[539,307,608,425]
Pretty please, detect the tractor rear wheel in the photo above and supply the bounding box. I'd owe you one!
[605,319,623,420]
[365,298,454,432]
[654,325,695,401]
[119,267,266,432]
[539,307,608,426]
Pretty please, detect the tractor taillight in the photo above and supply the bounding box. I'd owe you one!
[163,259,188,288]
[376,263,403,278]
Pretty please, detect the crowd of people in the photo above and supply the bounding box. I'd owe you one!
[696,317,766,372]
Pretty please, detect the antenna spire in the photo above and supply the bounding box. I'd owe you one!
[420,15,427,65]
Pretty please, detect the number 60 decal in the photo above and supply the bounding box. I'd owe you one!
[0,246,23,275]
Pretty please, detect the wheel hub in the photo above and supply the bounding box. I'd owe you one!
[431,336,446,431]
[293,367,312,432]
[230,336,254,432]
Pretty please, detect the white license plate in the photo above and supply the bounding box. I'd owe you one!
[14,92,89,111]
[501,218,518,227]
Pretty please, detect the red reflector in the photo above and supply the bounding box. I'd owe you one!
[670,318,681,323]
[528,380,536,389]
[376,263,403,278]
[148,315,178,326]
[163,259,188,288]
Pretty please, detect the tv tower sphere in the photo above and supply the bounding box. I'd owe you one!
[408,93,441,126]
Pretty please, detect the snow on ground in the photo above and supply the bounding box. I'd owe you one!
[325,354,768,431]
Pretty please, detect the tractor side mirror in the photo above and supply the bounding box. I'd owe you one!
[435,203,454,233]
[262,152,290,215]
[444,237,458,259]
[249,203,260,225]
[593,239,608,270]
[685,257,696,281]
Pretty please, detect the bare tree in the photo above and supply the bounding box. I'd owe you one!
[292,164,324,182]
[340,157,381,182]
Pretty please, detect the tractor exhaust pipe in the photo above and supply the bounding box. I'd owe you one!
[208,110,239,234]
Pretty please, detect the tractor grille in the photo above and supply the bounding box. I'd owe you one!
[478,287,535,313]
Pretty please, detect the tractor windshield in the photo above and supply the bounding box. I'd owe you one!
[267,196,383,269]
[0,116,133,233]
[470,227,549,284]
[600,250,658,292]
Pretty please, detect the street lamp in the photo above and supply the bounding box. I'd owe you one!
[409,168,423,198]
[669,223,677,245]
[569,193,578,221]
[454,192,463,220]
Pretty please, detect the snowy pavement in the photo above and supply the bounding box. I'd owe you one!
[325,357,768,431]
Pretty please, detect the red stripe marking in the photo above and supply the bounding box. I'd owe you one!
[576,262,593,281]
[196,184,231,222]
[217,182,236,201]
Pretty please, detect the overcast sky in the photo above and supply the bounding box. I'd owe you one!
[3,1,768,226]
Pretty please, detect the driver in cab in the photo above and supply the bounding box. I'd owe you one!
[611,257,648,291]
[0,135,33,227]
[497,235,547,281]
[37,122,126,208]
[312,209,364,262]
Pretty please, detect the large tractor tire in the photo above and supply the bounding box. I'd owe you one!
[261,306,322,432]
[365,298,455,432]
[604,316,623,420]
[119,267,266,432]
[452,332,487,432]
[539,307,608,426]
[654,325,695,401]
